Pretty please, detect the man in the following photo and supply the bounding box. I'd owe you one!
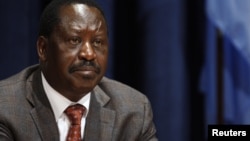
[0,0,158,140]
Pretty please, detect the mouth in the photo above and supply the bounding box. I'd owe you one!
[73,66,97,72]
[71,66,99,78]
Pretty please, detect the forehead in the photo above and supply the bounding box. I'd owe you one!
[58,3,106,31]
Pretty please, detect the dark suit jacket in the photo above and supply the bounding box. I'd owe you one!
[0,65,158,141]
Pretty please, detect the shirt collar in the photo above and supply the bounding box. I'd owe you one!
[41,72,91,122]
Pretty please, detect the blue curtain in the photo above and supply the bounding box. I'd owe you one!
[0,0,206,141]
[0,0,43,79]
[134,0,188,141]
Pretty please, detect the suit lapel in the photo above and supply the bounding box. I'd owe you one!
[84,86,116,141]
[26,69,60,141]
[29,106,59,141]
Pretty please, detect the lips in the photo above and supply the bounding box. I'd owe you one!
[70,65,101,78]
[69,61,101,75]
[72,66,98,73]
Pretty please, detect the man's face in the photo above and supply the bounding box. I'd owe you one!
[38,4,108,101]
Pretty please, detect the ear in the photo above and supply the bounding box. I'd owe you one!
[37,36,48,62]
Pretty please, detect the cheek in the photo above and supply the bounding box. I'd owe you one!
[96,48,108,58]
[53,50,76,72]
[97,53,108,70]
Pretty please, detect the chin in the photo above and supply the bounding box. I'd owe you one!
[75,81,97,91]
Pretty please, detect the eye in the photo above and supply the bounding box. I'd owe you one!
[69,37,81,45]
[93,39,102,47]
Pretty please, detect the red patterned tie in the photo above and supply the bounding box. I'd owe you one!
[64,104,86,141]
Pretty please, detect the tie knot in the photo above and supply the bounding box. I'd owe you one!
[65,104,86,125]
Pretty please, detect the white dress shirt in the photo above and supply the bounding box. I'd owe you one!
[41,73,90,141]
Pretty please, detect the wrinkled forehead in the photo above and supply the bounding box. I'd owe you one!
[58,3,107,30]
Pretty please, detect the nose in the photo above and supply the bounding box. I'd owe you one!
[79,42,96,60]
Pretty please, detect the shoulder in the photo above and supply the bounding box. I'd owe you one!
[99,77,144,95]
[97,76,150,105]
[0,64,40,93]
